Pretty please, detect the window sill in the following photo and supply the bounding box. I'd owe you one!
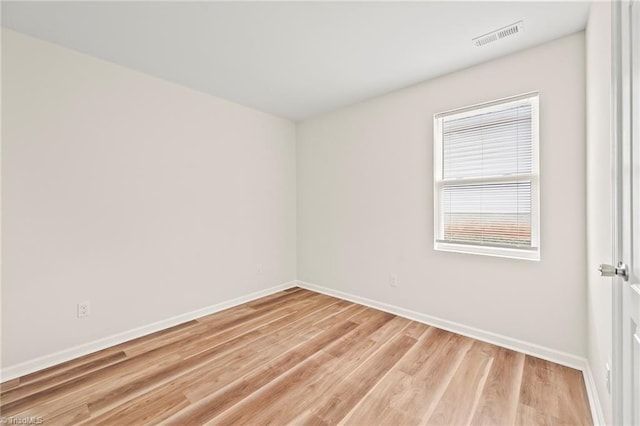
[434,241,540,261]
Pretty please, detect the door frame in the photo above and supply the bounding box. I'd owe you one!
[611,0,635,424]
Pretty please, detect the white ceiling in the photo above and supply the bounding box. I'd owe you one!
[1,1,590,121]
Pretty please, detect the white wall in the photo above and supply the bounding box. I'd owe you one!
[586,2,613,422]
[1,29,297,368]
[297,33,587,357]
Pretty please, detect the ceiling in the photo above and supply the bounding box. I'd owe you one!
[1,1,590,121]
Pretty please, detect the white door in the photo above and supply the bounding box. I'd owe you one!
[611,1,640,424]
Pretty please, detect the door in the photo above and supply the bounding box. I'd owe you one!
[612,1,640,424]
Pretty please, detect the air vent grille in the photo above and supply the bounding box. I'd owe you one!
[473,21,523,47]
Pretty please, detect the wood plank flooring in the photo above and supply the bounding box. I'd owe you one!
[0,288,593,425]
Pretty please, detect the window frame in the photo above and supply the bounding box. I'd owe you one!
[433,92,540,261]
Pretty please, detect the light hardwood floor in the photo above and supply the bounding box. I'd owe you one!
[0,288,593,425]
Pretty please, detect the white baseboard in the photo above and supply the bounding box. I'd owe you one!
[297,280,605,424]
[582,362,607,425]
[298,280,584,368]
[0,281,298,383]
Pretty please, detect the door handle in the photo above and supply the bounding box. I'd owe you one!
[598,261,629,281]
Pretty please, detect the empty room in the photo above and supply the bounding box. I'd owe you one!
[1,1,638,425]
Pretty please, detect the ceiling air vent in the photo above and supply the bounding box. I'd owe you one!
[473,21,523,47]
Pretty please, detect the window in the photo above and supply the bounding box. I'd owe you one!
[433,93,539,260]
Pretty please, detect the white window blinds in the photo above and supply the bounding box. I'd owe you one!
[434,93,539,260]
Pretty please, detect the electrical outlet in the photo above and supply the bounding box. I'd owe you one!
[77,301,90,318]
[256,263,263,274]
[390,274,399,287]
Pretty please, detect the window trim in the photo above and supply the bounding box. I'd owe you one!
[433,92,540,261]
